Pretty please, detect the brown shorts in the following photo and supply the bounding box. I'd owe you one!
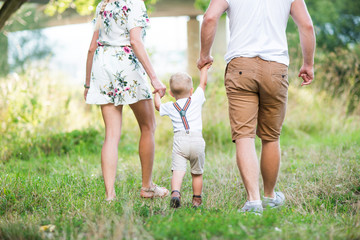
[224,57,289,142]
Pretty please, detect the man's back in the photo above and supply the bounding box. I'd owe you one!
[225,0,294,66]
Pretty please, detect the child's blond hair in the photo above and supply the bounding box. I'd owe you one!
[169,72,193,98]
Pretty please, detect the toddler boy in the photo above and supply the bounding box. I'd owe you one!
[154,65,210,208]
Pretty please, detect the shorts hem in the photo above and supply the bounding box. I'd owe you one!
[232,135,256,143]
[171,168,186,172]
[257,134,280,142]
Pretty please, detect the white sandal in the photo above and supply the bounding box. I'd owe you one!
[140,184,169,198]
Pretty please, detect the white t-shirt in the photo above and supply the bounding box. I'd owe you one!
[224,0,294,66]
[160,87,205,133]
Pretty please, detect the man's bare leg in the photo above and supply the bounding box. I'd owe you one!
[260,139,281,198]
[235,138,260,201]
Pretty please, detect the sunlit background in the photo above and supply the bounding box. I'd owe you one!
[8,16,190,84]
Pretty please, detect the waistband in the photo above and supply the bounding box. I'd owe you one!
[97,41,131,48]
[174,131,203,137]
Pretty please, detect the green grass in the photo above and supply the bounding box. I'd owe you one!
[1,70,360,239]
[1,127,359,239]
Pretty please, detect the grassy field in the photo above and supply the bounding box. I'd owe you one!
[0,69,360,239]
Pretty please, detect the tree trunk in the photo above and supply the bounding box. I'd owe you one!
[0,0,28,31]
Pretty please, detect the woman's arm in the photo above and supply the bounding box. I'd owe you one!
[130,27,166,97]
[84,30,99,100]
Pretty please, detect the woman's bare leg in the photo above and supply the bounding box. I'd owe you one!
[101,104,123,201]
[129,99,156,189]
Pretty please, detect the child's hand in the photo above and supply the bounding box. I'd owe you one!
[199,63,211,91]
[154,92,161,111]
[200,63,212,73]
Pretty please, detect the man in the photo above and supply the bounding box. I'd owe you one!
[197,0,315,213]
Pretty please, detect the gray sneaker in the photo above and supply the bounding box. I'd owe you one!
[262,192,285,209]
[239,201,263,215]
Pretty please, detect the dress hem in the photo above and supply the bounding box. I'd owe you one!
[86,97,152,106]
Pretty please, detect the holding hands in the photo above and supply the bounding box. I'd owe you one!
[197,55,214,70]
[151,78,166,98]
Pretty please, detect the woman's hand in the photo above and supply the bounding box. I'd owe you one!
[84,88,89,101]
[151,78,166,98]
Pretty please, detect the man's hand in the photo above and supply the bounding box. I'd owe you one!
[298,64,314,86]
[291,0,316,87]
[198,0,228,70]
[151,78,166,98]
[197,55,214,70]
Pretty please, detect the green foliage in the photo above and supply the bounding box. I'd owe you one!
[314,47,360,114]
[6,129,102,161]
[194,0,209,12]
[45,0,158,16]
[306,0,360,50]
[0,69,103,161]
[45,0,98,16]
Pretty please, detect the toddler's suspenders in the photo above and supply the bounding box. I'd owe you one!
[173,97,191,133]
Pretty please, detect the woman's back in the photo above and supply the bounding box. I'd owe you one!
[94,0,150,47]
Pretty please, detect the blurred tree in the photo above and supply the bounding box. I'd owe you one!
[306,0,360,51]
[0,0,27,75]
[0,4,52,76]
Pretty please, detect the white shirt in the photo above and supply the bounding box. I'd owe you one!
[160,88,206,133]
[224,0,294,66]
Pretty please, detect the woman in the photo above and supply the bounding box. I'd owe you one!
[84,0,169,201]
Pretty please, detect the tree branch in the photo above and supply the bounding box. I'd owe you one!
[0,0,28,31]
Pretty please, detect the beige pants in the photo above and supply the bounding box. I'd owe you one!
[172,131,205,174]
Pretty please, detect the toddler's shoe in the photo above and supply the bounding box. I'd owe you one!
[239,200,263,215]
[140,184,169,198]
[170,190,181,208]
[262,192,285,209]
[192,195,202,208]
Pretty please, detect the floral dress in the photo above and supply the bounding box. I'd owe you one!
[86,0,152,106]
